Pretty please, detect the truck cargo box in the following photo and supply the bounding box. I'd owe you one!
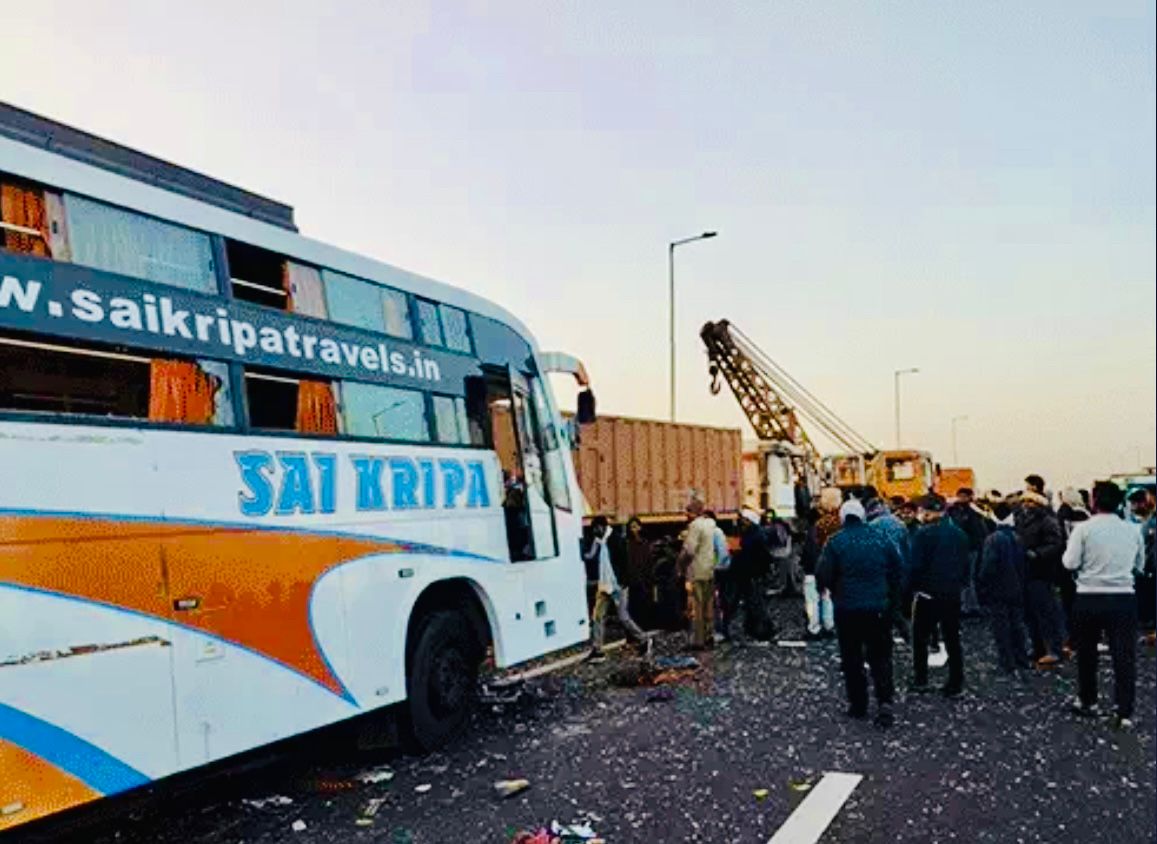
[569,414,743,521]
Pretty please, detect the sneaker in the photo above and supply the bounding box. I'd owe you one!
[845,705,868,720]
[1111,714,1134,731]
[1069,699,1101,718]
[874,707,895,729]
[1036,654,1060,668]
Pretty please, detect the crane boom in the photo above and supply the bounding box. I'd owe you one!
[700,319,878,468]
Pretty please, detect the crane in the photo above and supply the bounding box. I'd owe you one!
[700,319,879,502]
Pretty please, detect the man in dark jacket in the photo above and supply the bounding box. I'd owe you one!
[910,495,971,696]
[817,499,903,727]
[948,488,990,617]
[977,501,1030,674]
[1015,490,1066,665]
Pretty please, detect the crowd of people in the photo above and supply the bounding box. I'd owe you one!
[582,474,1156,732]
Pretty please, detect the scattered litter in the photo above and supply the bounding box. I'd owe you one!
[414,783,432,793]
[242,795,294,809]
[789,779,813,792]
[753,788,769,801]
[654,655,699,670]
[551,818,598,839]
[0,802,24,817]
[777,640,807,648]
[480,678,525,705]
[928,647,948,668]
[309,778,358,793]
[646,686,675,703]
[355,766,395,785]
[355,818,374,827]
[362,796,388,817]
[291,819,307,833]
[494,778,531,798]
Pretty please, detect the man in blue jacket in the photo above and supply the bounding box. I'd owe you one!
[977,501,1030,674]
[910,494,971,697]
[817,498,904,728]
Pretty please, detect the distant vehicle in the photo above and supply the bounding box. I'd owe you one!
[871,450,936,502]
[936,467,977,501]
[1109,468,1156,500]
[0,103,593,833]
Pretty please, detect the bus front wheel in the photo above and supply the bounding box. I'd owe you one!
[403,609,478,751]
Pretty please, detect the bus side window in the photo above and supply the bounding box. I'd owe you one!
[0,332,231,426]
[243,368,340,436]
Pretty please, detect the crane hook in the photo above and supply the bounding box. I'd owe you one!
[708,364,722,395]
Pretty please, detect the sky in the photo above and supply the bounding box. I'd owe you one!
[3,1,1154,493]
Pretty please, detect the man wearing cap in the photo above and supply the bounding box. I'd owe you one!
[725,508,775,642]
[1015,484,1066,666]
[910,494,971,697]
[817,498,903,727]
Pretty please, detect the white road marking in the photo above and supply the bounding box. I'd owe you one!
[768,771,863,844]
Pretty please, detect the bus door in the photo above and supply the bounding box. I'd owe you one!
[480,368,558,561]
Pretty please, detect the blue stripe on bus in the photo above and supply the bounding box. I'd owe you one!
[0,701,150,795]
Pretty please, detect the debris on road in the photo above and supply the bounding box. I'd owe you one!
[776,640,807,648]
[290,819,307,832]
[241,795,294,810]
[355,766,395,785]
[753,788,769,802]
[494,778,531,798]
[414,784,432,794]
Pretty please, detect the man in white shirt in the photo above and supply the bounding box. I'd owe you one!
[584,516,647,661]
[678,498,717,650]
[1062,481,1146,728]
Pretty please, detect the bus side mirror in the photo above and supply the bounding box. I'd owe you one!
[576,389,597,425]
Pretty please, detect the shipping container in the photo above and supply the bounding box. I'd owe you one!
[568,414,743,522]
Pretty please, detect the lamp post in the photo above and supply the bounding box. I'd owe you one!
[668,231,718,422]
[951,414,968,464]
[893,367,919,447]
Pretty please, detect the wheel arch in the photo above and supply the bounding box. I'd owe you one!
[404,577,499,670]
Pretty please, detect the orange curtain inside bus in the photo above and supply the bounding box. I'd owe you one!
[1,182,49,256]
[296,380,339,435]
[148,359,218,425]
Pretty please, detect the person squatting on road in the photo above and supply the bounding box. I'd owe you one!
[977,501,1031,674]
[817,498,903,728]
[584,516,648,660]
[679,498,717,650]
[1063,481,1146,728]
[1015,482,1067,667]
[910,494,971,697]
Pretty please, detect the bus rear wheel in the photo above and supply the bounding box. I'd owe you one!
[403,610,479,751]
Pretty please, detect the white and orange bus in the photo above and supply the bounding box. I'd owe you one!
[0,102,593,832]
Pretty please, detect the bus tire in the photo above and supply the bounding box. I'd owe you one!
[402,609,478,751]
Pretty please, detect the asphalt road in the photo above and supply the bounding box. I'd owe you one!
[49,599,1157,843]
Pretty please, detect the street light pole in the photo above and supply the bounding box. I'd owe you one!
[951,414,968,465]
[668,231,718,422]
[893,367,919,448]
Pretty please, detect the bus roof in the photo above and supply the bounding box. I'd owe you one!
[0,101,296,231]
[0,103,535,347]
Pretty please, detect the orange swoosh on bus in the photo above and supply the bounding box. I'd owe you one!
[0,738,100,831]
[0,514,408,699]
